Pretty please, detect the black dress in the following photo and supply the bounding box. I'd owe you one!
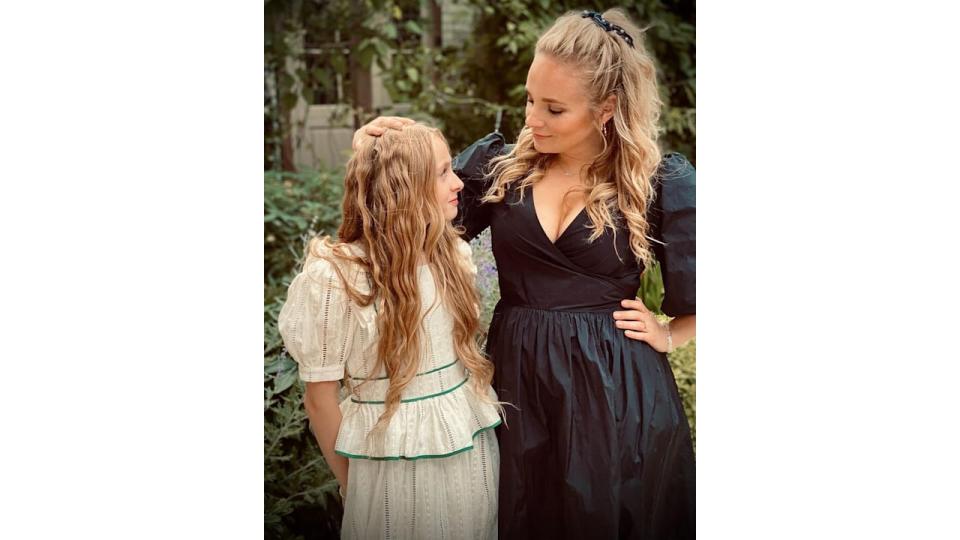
[454,132,696,540]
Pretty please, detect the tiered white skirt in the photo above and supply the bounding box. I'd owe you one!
[341,428,499,539]
[336,361,501,539]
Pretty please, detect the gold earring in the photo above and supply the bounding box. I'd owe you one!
[602,123,607,137]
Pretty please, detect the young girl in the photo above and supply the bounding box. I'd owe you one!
[278,124,502,539]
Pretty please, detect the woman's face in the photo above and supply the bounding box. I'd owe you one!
[432,135,463,221]
[524,54,603,157]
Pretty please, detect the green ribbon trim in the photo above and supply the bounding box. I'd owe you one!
[346,358,460,382]
[350,376,469,404]
[333,419,502,461]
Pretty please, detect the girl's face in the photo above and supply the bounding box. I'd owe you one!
[524,54,605,158]
[432,135,463,221]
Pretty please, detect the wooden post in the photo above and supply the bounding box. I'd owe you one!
[350,4,374,128]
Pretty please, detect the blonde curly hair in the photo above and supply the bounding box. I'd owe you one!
[311,124,497,434]
[485,8,663,267]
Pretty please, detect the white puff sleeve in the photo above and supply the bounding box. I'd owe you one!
[277,257,358,383]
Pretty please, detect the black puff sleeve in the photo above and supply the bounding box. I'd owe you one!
[452,132,511,241]
[649,153,696,316]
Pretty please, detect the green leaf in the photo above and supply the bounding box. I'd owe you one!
[265,354,296,374]
[274,368,299,394]
[355,38,376,69]
[404,20,422,35]
[384,22,398,40]
[405,67,419,83]
[372,38,389,61]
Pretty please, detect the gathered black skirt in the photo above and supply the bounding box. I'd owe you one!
[488,303,695,540]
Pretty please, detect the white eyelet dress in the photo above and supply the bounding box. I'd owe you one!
[278,239,501,540]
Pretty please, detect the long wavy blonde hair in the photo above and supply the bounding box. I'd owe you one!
[485,8,663,267]
[307,124,495,434]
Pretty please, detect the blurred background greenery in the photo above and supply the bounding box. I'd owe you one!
[265,1,694,537]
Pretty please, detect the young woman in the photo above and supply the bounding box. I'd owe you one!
[361,9,696,540]
[278,124,503,539]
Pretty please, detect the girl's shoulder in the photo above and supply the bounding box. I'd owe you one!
[301,240,371,294]
[299,240,378,329]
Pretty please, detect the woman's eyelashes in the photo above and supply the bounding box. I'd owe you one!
[526,98,564,115]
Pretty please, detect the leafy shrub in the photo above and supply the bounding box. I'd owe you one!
[265,169,345,301]
[669,338,696,450]
[265,169,345,538]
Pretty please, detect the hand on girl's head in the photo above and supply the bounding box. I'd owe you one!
[354,116,417,149]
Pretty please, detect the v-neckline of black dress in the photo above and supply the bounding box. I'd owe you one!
[528,189,588,246]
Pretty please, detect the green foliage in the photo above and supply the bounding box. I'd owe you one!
[265,404,343,534]
[469,229,500,334]
[639,262,666,314]
[265,298,344,539]
[264,168,345,301]
[265,0,424,170]
[265,168,347,538]
[668,338,697,450]
[266,1,695,168]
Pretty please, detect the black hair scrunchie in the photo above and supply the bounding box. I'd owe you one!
[581,10,635,48]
